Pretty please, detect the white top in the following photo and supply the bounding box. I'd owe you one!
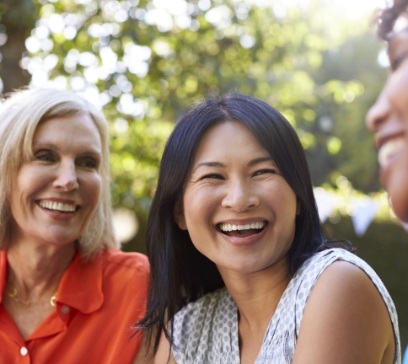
[171,248,401,364]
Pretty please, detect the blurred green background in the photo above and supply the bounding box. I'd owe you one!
[1,0,407,347]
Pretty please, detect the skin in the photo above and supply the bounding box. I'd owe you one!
[366,28,408,223]
[292,261,395,363]
[4,113,102,338]
[156,120,396,363]
[175,120,298,277]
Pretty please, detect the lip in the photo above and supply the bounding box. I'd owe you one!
[217,218,268,247]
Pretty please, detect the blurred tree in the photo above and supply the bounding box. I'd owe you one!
[0,0,37,93]
[0,0,388,247]
[307,29,387,192]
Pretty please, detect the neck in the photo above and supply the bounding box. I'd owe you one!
[6,243,76,301]
[220,260,291,329]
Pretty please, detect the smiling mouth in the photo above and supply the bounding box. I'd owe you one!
[218,221,266,237]
[38,201,78,213]
[378,137,404,168]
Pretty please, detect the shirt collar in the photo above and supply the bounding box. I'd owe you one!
[0,249,104,313]
[56,250,104,314]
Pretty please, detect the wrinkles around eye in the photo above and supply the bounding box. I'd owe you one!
[252,169,279,177]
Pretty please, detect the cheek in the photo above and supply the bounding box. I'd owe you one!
[83,174,102,211]
[270,184,298,214]
[183,199,201,228]
[182,189,209,222]
[393,70,408,113]
[13,169,43,203]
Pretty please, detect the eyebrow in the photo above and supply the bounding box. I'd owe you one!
[192,156,274,173]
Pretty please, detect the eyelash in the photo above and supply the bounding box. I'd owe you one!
[201,173,224,180]
[78,157,98,169]
[199,169,278,180]
[253,168,278,177]
[35,150,55,162]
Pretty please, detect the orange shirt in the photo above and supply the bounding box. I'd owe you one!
[0,248,149,364]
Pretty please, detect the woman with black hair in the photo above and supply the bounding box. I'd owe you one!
[140,92,400,363]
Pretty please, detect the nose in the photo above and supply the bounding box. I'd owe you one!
[366,89,389,132]
[221,180,259,212]
[53,161,79,191]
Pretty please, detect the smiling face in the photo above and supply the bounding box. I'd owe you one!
[366,28,408,222]
[175,121,298,276]
[8,113,102,248]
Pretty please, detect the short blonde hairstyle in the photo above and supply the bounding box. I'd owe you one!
[0,87,118,259]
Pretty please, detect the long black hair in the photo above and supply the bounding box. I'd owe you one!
[137,92,341,351]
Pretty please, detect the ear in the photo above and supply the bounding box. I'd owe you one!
[174,199,187,230]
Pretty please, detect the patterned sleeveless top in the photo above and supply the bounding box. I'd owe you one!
[171,248,401,364]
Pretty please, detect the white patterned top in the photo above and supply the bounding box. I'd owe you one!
[171,248,401,364]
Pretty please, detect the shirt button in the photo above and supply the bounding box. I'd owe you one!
[61,305,70,314]
[20,346,28,356]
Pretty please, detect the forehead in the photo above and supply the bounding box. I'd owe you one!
[192,121,271,165]
[34,113,102,147]
[200,121,258,146]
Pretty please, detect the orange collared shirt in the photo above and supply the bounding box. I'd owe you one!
[0,248,149,364]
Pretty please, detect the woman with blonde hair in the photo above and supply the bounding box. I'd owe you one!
[0,87,150,363]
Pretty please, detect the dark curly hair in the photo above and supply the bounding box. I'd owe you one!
[376,0,408,40]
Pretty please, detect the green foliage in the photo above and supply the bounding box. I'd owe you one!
[0,0,37,30]
[0,0,389,244]
[307,29,387,191]
[20,0,335,215]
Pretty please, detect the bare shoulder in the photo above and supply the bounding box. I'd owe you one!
[293,260,396,364]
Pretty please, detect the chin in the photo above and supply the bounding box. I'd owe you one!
[389,194,408,224]
[395,209,408,225]
[386,168,408,223]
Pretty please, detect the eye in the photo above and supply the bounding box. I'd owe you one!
[253,168,279,177]
[200,173,224,180]
[77,156,99,169]
[34,149,56,162]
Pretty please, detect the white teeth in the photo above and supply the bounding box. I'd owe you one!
[39,201,76,212]
[219,222,265,232]
[378,138,404,167]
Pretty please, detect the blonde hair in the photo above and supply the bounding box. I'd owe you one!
[0,87,118,259]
